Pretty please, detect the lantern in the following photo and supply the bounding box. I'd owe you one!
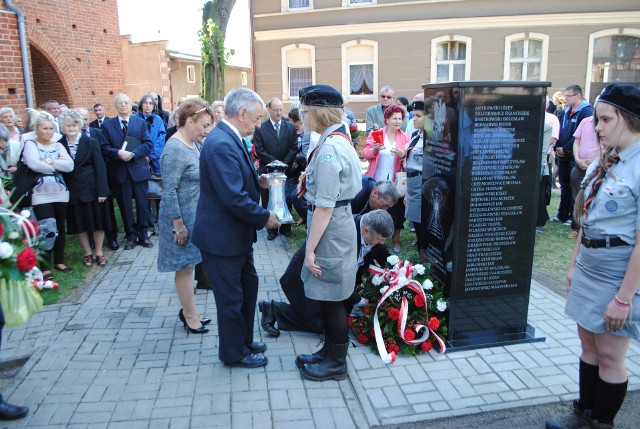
[266,160,294,224]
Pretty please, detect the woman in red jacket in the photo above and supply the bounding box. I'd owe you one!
[363,104,409,252]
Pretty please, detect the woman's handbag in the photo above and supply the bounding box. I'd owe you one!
[0,278,43,327]
[9,146,39,208]
[394,171,407,198]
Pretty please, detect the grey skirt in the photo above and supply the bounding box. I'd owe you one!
[405,174,423,223]
[302,204,357,301]
[565,243,640,340]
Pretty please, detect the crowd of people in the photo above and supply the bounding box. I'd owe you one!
[1,81,638,427]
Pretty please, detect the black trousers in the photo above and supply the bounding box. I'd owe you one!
[33,202,67,268]
[201,250,259,363]
[274,243,361,334]
[557,159,575,222]
[116,178,151,242]
[105,195,119,242]
[536,176,551,227]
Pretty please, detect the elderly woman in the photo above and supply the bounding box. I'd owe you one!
[363,103,410,252]
[0,107,22,169]
[22,111,74,280]
[58,110,111,267]
[136,94,167,176]
[212,100,225,128]
[0,124,14,179]
[295,84,362,382]
[157,97,213,334]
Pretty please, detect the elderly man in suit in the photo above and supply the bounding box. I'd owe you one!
[365,85,408,135]
[193,88,280,368]
[99,93,153,250]
[259,209,394,336]
[253,97,298,240]
[90,103,109,129]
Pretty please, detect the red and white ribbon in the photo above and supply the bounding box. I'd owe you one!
[368,261,446,364]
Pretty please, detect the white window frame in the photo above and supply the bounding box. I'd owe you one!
[585,28,640,100]
[430,35,472,83]
[186,65,195,83]
[282,0,313,11]
[342,0,376,6]
[341,39,378,101]
[503,33,549,81]
[281,43,316,101]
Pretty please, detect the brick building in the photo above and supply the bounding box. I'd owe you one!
[0,0,124,119]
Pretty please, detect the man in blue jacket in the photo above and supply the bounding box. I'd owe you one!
[193,88,280,368]
[99,93,154,249]
[553,84,593,225]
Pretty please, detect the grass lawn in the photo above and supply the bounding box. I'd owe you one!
[287,188,577,283]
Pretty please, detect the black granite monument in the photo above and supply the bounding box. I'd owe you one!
[421,81,549,351]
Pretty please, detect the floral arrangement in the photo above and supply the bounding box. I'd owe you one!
[351,254,448,363]
[0,200,46,325]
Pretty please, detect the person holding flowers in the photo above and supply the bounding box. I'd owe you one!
[546,84,640,429]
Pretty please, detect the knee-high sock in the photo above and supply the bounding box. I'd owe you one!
[591,376,628,425]
[578,360,599,411]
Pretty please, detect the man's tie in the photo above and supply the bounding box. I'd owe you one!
[98,119,103,128]
[121,119,128,138]
[275,121,280,139]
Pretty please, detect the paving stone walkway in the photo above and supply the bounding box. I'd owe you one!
[1,230,639,428]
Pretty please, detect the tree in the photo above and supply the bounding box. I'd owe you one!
[199,0,236,101]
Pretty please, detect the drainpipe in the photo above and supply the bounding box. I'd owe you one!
[249,0,256,91]
[5,0,34,109]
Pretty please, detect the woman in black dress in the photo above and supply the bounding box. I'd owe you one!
[58,109,111,267]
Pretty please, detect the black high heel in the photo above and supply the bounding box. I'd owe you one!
[180,309,211,326]
[178,309,209,334]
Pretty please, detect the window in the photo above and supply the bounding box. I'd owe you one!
[343,0,375,5]
[430,35,471,83]
[504,33,549,81]
[587,29,640,100]
[287,0,311,9]
[186,65,195,83]
[289,67,312,98]
[342,40,378,100]
[281,44,315,100]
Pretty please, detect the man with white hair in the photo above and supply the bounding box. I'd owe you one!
[99,93,153,250]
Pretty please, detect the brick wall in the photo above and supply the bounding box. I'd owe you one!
[0,0,125,118]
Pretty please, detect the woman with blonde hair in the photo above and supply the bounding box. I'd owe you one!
[22,111,74,280]
[546,84,640,429]
[295,84,362,381]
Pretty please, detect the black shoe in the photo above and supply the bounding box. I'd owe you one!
[279,226,292,237]
[300,342,349,381]
[545,400,588,429]
[267,232,277,240]
[178,310,209,334]
[140,239,153,248]
[249,341,267,354]
[226,353,268,368]
[296,340,328,368]
[200,317,211,326]
[108,240,120,250]
[124,240,137,250]
[258,300,280,337]
[0,398,28,421]
[54,265,73,273]
[196,282,212,290]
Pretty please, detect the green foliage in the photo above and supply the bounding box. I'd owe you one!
[198,18,235,69]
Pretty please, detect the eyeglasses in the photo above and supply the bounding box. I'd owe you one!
[564,93,578,98]
[380,95,393,99]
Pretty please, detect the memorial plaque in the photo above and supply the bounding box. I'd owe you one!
[421,82,548,350]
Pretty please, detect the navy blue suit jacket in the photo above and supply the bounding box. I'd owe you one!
[193,121,271,257]
[99,115,152,184]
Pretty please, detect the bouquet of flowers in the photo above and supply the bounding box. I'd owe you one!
[351,254,448,364]
[0,204,44,326]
